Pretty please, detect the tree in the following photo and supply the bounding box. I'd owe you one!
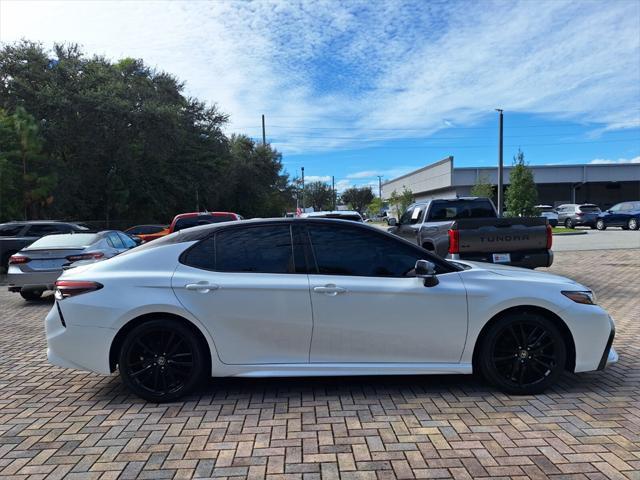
[505,149,538,217]
[388,187,414,218]
[470,174,494,201]
[0,41,295,224]
[340,186,374,213]
[366,197,384,218]
[304,181,333,211]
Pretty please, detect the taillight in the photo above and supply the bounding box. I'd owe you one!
[66,252,105,262]
[448,229,460,254]
[546,224,553,250]
[9,255,30,264]
[54,280,103,300]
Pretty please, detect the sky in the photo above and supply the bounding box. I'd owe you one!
[1,0,639,192]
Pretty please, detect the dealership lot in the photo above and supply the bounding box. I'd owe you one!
[0,249,638,479]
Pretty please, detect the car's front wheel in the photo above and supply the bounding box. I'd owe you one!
[479,312,566,395]
[119,319,206,402]
[629,218,639,231]
[596,219,606,230]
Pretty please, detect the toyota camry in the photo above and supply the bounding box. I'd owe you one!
[46,218,618,402]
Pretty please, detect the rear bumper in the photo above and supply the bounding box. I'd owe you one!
[451,250,553,269]
[45,303,114,374]
[7,270,60,291]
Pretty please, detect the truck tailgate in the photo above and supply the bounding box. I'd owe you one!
[452,218,549,253]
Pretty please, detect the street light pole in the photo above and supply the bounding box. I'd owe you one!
[377,175,383,198]
[301,166,305,211]
[496,109,504,216]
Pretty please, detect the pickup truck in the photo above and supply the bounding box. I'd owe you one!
[388,197,553,269]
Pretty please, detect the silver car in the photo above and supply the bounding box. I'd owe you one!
[7,230,137,300]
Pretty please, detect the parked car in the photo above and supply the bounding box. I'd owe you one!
[169,212,241,233]
[124,224,169,243]
[535,205,559,227]
[46,218,617,402]
[0,221,90,272]
[300,210,363,222]
[7,230,136,300]
[596,201,640,230]
[555,204,601,229]
[388,197,553,269]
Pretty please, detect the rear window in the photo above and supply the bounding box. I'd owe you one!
[537,206,555,213]
[0,224,24,236]
[125,225,165,235]
[26,233,98,249]
[174,214,236,231]
[578,205,601,213]
[429,200,495,221]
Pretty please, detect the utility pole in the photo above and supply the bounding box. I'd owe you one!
[301,167,305,211]
[332,176,336,210]
[496,109,504,217]
[377,175,383,198]
[261,114,266,145]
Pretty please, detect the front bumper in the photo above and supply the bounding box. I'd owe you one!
[45,303,114,374]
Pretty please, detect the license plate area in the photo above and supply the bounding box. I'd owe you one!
[492,253,511,263]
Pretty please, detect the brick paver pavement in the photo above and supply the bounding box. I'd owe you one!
[0,249,638,480]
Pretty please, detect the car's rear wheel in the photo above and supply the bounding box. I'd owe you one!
[479,312,566,395]
[596,219,606,230]
[564,218,574,229]
[20,290,43,301]
[119,319,206,402]
[629,218,639,231]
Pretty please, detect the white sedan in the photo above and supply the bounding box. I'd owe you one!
[46,218,618,402]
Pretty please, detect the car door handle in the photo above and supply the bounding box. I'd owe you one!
[185,282,219,293]
[313,285,346,295]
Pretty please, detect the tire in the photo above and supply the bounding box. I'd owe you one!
[478,312,566,395]
[596,219,606,230]
[118,319,206,402]
[564,218,574,229]
[629,218,639,231]
[20,290,43,301]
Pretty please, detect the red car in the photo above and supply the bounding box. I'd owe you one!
[169,212,242,233]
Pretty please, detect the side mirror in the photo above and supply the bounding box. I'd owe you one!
[387,218,397,226]
[415,259,439,287]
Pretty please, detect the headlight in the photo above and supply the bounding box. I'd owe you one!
[562,290,596,305]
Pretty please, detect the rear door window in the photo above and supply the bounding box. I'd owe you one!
[215,225,293,273]
[25,224,72,236]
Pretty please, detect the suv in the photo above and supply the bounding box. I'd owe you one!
[0,221,89,271]
[555,204,601,229]
[596,201,640,230]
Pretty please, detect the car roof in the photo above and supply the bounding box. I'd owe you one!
[173,212,238,220]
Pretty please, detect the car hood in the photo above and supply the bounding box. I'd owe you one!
[457,261,585,288]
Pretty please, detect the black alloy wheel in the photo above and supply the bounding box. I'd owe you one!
[119,319,205,402]
[20,289,43,301]
[596,219,606,230]
[479,313,566,395]
[564,218,574,229]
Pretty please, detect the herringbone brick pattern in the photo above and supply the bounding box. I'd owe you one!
[0,249,638,479]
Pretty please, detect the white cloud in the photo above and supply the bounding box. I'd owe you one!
[1,0,638,154]
[590,156,640,164]
[304,175,332,183]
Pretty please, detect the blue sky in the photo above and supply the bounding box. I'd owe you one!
[1,0,639,191]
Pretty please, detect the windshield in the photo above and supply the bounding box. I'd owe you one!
[26,233,98,249]
[579,205,601,213]
[174,215,236,231]
[429,200,495,221]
